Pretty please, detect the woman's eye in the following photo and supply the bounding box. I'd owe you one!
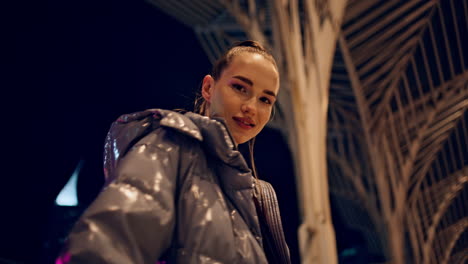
[232,84,247,93]
[260,97,272,105]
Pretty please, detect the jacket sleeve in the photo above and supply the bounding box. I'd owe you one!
[58,130,183,264]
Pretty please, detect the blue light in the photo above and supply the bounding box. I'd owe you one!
[55,160,84,206]
[340,248,357,257]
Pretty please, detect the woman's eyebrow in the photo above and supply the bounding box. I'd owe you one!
[263,90,277,97]
[233,75,253,86]
[233,75,277,97]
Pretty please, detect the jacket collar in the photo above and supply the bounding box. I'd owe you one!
[159,110,254,179]
[183,112,252,174]
[182,112,261,241]
[183,112,261,242]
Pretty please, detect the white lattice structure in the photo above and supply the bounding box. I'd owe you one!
[329,0,467,263]
[148,0,467,263]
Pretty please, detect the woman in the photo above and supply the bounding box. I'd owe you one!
[57,40,291,263]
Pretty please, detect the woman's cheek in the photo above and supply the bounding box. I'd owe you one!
[260,107,272,121]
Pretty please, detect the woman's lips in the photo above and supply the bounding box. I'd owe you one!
[233,117,255,129]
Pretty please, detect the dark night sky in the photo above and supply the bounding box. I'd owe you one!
[6,0,301,263]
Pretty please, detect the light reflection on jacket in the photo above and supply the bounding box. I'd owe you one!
[58,109,269,263]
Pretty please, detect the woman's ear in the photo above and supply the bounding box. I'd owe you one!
[201,75,214,102]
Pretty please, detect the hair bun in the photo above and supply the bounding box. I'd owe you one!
[233,40,267,51]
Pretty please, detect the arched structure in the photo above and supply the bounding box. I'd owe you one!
[329,0,467,263]
[148,0,467,263]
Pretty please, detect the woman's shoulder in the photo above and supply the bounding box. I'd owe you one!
[103,108,205,180]
[110,108,203,141]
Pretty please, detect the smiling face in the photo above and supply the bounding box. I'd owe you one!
[202,52,280,145]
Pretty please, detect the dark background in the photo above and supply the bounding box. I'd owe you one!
[6,0,301,263]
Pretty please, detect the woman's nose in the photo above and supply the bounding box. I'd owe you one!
[241,98,257,115]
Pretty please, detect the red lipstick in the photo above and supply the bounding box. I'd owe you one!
[233,116,255,129]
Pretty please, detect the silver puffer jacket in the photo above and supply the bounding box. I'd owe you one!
[59,109,270,263]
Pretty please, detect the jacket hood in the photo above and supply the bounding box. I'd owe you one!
[103,109,251,183]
